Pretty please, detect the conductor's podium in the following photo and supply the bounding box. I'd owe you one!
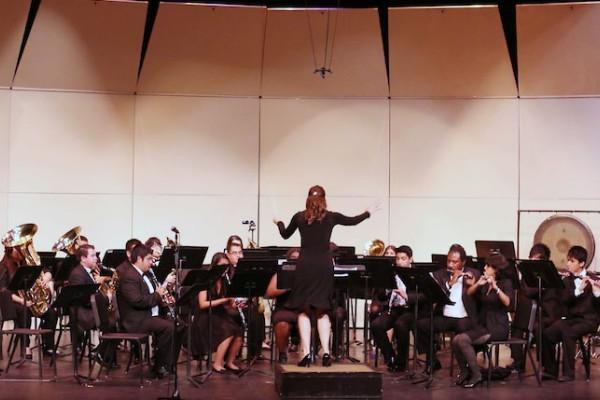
[275,363,382,399]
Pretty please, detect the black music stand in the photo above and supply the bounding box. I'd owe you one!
[475,240,516,259]
[517,259,564,384]
[399,270,453,388]
[226,259,276,377]
[157,246,208,282]
[53,284,100,385]
[101,249,127,270]
[180,265,228,386]
[333,264,366,363]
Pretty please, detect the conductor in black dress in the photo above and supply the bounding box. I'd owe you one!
[274,185,372,367]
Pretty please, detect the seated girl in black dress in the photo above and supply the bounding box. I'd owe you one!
[191,252,244,373]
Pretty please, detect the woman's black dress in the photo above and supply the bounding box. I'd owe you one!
[191,284,244,358]
[277,210,369,311]
[465,278,514,341]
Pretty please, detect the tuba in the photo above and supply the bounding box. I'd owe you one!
[365,239,385,256]
[52,226,81,256]
[2,224,51,317]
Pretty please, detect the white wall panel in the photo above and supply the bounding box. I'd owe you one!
[0,0,29,88]
[132,194,258,258]
[13,0,146,92]
[390,197,518,262]
[138,4,265,96]
[520,98,600,206]
[7,193,132,254]
[258,195,386,251]
[9,91,135,194]
[262,9,388,97]
[260,98,389,197]
[518,3,600,97]
[0,192,7,241]
[134,95,259,196]
[389,6,516,98]
[390,99,519,198]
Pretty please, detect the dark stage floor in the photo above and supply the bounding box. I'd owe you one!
[0,338,598,400]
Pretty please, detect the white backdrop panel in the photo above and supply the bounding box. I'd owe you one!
[518,211,599,271]
[390,99,518,198]
[138,4,265,96]
[9,91,135,194]
[258,195,386,251]
[260,98,389,197]
[390,197,518,262]
[520,98,600,205]
[7,193,132,254]
[13,0,146,92]
[0,0,29,88]
[134,95,259,196]
[0,192,7,240]
[0,90,9,192]
[132,194,258,258]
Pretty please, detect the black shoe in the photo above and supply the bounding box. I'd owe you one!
[297,354,311,367]
[153,365,170,379]
[463,376,483,388]
[558,375,575,383]
[386,357,399,373]
[423,359,441,374]
[455,371,471,386]
[322,353,332,367]
[541,372,558,381]
[278,353,288,364]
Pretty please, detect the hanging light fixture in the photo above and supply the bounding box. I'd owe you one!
[305,5,339,79]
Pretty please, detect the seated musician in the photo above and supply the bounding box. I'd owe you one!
[452,252,514,388]
[191,252,243,373]
[383,245,396,257]
[145,236,176,293]
[510,243,562,371]
[416,244,481,372]
[266,247,301,363]
[117,244,175,379]
[371,245,420,372]
[0,246,58,357]
[115,238,142,276]
[542,245,600,381]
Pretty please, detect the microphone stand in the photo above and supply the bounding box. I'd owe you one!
[161,230,182,400]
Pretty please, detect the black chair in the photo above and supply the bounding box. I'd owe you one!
[0,300,57,382]
[484,299,540,387]
[89,292,149,387]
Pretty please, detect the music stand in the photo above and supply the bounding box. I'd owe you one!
[475,240,516,260]
[226,259,276,377]
[517,259,564,384]
[54,256,78,285]
[179,265,228,386]
[398,269,453,388]
[53,284,100,385]
[260,246,292,259]
[333,263,366,363]
[101,249,127,269]
[157,246,208,282]
[241,249,271,260]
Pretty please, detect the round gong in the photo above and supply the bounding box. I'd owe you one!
[533,214,595,270]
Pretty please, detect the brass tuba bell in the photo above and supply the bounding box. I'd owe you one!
[52,226,82,256]
[2,223,51,317]
[2,223,41,266]
[365,239,385,256]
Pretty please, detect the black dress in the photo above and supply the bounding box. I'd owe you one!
[277,210,369,311]
[465,278,514,342]
[191,283,244,357]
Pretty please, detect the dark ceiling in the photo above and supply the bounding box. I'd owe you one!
[13,0,596,90]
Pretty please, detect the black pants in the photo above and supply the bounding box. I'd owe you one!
[542,318,597,378]
[13,303,57,350]
[371,308,414,368]
[416,315,474,361]
[138,316,175,369]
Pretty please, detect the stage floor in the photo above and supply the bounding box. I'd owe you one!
[0,338,598,400]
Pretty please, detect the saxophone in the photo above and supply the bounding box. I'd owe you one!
[2,224,51,317]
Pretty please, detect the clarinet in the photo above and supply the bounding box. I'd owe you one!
[224,272,247,328]
[148,269,176,319]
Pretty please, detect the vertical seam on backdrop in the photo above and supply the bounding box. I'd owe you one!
[257,7,268,246]
[387,98,391,243]
[131,95,137,239]
[5,90,12,229]
[516,97,521,256]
